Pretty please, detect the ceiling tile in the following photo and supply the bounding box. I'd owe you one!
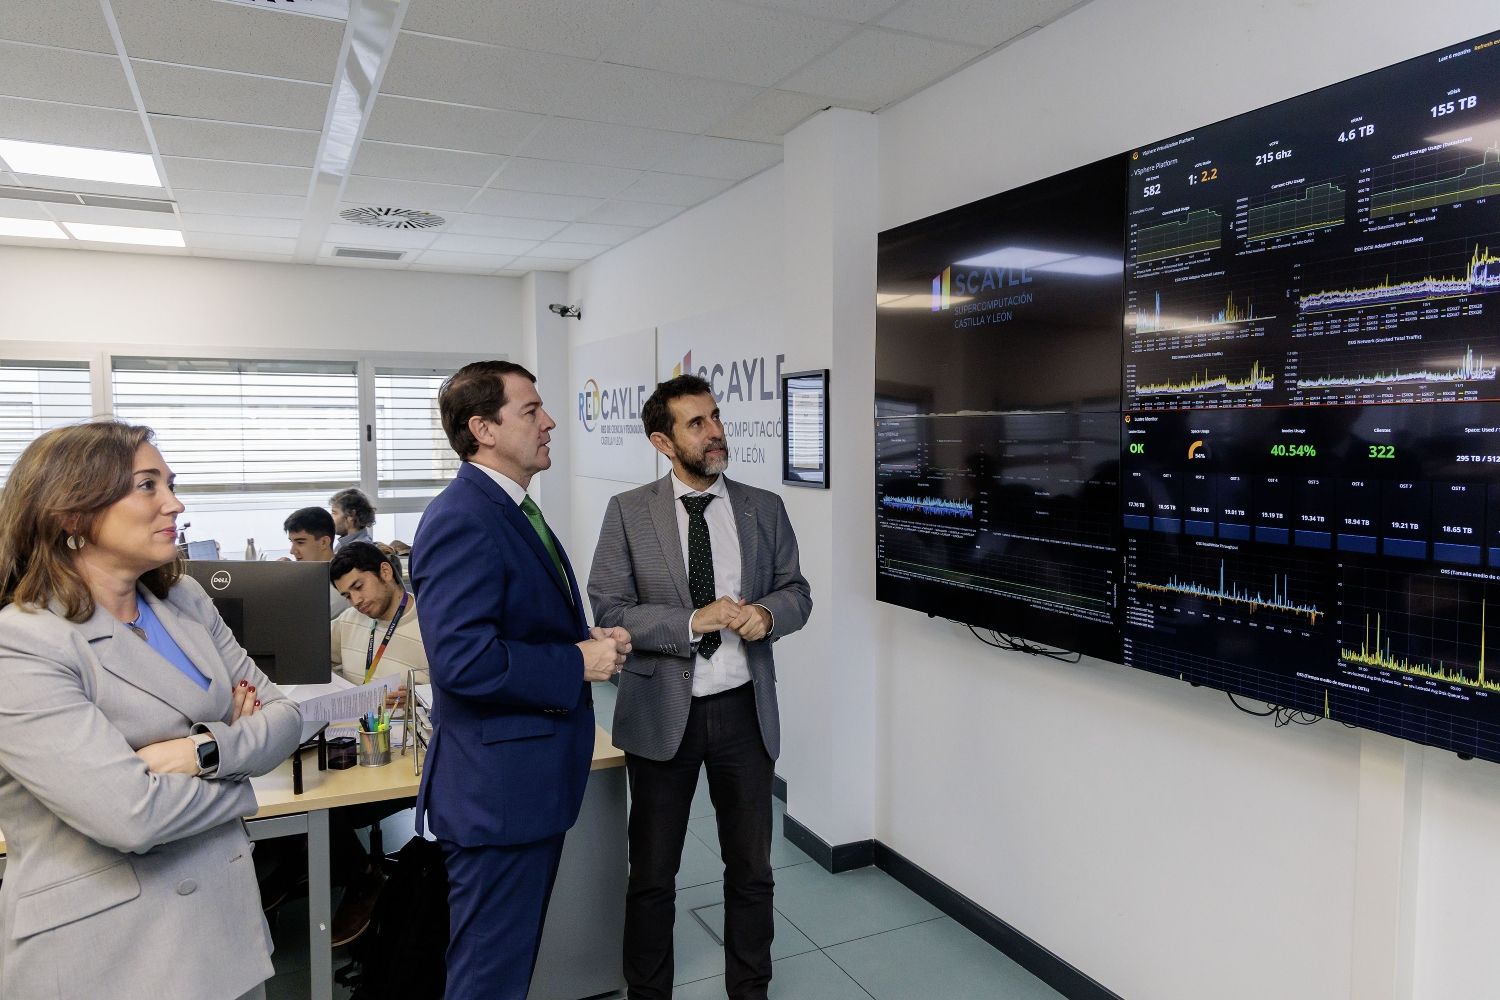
[707,89,827,142]
[148,116,320,167]
[603,0,853,88]
[492,157,639,198]
[132,61,331,129]
[517,118,694,171]
[192,247,295,263]
[665,135,782,180]
[446,213,565,241]
[0,0,117,53]
[429,233,539,256]
[507,255,579,272]
[467,189,603,221]
[778,28,982,109]
[416,249,516,271]
[177,212,301,238]
[558,63,761,133]
[64,240,187,257]
[401,0,655,60]
[741,0,904,20]
[583,200,685,227]
[113,0,343,84]
[553,222,645,245]
[0,96,150,152]
[364,96,542,155]
[615,172,734,206]
[0,200,56,221]
[530,240,604,260]
[380,33,592,115]
[878,0,1077,47]
[317,252,409,269]
[0,42,135,109]
[342,177,478,213]
[174,190,306,219]
[353,141,504,187]
[163,157,311,195]
[185,232,299,254]
[324,223,442,249]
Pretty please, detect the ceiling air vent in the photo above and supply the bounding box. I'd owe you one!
[334,247,405,261]
[339,206,445,230]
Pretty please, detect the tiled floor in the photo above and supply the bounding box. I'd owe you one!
[266,682,1064,999]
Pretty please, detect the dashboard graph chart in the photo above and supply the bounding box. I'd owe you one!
[1370,142,1500,218]
[1245,181,1346,241]
[1133,209,1222,265]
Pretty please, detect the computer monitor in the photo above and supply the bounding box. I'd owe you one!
[183,560,332,684]
[184,539,220,560]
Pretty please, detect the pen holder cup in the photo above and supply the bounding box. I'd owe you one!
[357,728,392,767]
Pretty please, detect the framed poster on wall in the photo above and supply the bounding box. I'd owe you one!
[781,369,829,489]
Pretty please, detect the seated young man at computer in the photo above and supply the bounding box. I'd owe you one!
[326,541,429,945]
[283,506,345,619]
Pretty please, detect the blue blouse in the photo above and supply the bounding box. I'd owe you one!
[132,596,212,690]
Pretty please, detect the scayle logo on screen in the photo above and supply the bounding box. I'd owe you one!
[931,264,1032,311]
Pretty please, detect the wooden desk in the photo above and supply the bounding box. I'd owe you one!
[247,725,626,1000]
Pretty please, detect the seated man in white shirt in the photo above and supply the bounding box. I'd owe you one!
[284,506,346,620]
[327,541,429,945]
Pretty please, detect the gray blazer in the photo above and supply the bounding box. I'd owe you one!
[589,474,811,762]
[0,576,302,1000]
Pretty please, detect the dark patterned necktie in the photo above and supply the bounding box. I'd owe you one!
[681,494,719,659]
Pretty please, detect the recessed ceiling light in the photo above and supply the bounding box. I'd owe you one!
[62,222,184,247]
[0,139,161,187]
[0,217,67,239]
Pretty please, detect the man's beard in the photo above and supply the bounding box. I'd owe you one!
[679,440,728,479]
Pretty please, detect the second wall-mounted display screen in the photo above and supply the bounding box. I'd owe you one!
[877,29,1500,763]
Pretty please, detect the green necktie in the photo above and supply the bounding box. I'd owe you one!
[520,495,569,588]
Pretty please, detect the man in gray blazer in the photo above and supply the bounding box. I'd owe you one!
[590,374,812,1000]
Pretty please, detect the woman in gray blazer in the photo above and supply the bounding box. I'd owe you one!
[0,421,303,1000]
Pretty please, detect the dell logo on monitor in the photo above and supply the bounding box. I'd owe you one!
[210,570,232,591]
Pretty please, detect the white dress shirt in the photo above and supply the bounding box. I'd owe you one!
[672,473,751,698]
[470,461,529,507]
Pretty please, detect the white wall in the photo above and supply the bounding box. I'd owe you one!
[570,4,1500,997]
[0,244,523,355]
[877,3,1500,999]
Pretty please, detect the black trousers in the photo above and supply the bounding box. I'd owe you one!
[624,682,775,1000]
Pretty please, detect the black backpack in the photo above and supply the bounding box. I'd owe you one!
[341,836,450,1000]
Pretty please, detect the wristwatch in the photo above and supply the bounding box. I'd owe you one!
[190,731,219,777]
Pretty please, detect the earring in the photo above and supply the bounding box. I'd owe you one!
[65,534,85,551]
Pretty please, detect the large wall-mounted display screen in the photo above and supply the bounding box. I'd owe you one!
[875,158,1127,660]
[876,29,1500,763]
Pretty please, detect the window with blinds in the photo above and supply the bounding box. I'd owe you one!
[111,357,361,506]
[375,366,459,498]
[0,361,94,486]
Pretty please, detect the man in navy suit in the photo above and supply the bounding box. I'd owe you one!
[411,360,631,1000]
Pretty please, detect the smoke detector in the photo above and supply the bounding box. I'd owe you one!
[339,206,446,230]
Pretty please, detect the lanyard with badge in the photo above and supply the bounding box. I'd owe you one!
[363,591,410,684]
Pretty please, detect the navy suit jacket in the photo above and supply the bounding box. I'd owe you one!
[410,462,594,847]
